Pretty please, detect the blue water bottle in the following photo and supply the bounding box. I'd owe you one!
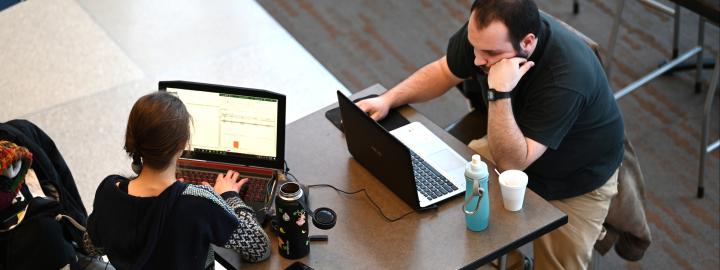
[463,154,489,231]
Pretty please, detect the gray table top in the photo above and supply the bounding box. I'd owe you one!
[218,84,567,270]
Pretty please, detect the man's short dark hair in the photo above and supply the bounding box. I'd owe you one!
[471,0,541,52]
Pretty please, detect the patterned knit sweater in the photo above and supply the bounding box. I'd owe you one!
[188,185,271,266]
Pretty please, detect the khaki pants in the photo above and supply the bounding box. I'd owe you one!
[469,137,619,270]
[533,169,618,270]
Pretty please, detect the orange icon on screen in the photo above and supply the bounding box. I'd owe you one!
[233,141,239,149]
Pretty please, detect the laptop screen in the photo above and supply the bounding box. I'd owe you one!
[159,81,286,170]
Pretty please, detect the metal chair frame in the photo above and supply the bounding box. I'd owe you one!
[602,0,719,198]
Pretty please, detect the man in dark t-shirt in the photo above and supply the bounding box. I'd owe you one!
[357,0,623,269]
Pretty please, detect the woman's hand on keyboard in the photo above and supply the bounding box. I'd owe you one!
[204,170,249,195]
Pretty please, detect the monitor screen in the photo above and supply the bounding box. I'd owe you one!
[159,81,286,169]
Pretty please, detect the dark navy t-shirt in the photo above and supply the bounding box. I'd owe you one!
[446,14,624,200]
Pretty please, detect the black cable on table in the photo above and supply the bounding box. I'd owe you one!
[284,163,418,222]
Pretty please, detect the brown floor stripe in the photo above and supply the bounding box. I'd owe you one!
[645,192,702,243]
[275,0,299,18]
[611,55,643,87]
[588,0,614,18]
[611,76,631,95]
[645,205,684,244]
[426,39,444,57]
[622,33,643,51]
[334,34,381,87]
[678,120,720,159]
[679,196,720,230]
[416,4,459,38]
[643,83,691,121]
[652,144,720,199]
[662,125,702,159]
[620,23,673,58]
[628,87,673,124]
[618,95,667,141]
[298,0,339,38]
[349,29,383,61]
[357,13,418,73]
[443,2,467,23]
[679,120,703,142]
[340,68,365,90]
[659,240,696,270]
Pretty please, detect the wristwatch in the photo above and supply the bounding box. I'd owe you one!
[487,88,512,101]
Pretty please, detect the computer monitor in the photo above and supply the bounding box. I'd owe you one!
[159,81,286,170]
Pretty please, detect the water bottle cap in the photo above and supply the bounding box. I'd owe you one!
[471,154,481,165]
[466,154,488,178]
[470,155,485,170]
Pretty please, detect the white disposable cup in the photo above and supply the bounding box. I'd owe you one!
[498,170,528,211]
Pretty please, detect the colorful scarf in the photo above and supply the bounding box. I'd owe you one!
[0,140,33,211]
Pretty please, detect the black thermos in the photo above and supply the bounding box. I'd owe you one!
[274,182,310,259]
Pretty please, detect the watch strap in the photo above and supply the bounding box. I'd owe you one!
[488,88,511,101]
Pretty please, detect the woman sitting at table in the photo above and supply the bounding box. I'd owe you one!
[85,91,270,269]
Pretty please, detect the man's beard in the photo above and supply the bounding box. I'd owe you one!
[480,66,490,74]
[515,49,529,59]
[479,49,529,74]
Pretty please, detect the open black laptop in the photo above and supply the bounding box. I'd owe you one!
[159,81,285,218]
[337,91,467,210]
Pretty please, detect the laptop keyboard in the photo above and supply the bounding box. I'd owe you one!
[176,166,273,207]
[411,151,459,200]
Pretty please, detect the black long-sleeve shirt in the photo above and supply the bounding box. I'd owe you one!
[86,175,270,269]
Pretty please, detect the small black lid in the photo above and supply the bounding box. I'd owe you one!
[312,207,336,230]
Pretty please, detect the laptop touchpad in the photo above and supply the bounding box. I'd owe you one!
[428,149,465,171]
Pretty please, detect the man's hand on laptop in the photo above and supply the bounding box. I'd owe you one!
[356,96,391,121]
[203,170,249,195]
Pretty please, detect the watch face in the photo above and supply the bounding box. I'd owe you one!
[488,89,510,101]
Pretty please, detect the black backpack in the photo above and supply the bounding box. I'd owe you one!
[0,120,91,270]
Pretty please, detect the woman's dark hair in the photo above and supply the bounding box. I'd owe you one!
[471,0,540,52]
[125,91,190,171]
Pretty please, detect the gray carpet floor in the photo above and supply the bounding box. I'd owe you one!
[257,0,720,269]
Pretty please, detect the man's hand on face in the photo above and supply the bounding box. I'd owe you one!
[356,96,391,121]
[487,57,535,93]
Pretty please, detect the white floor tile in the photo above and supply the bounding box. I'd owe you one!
[0,0,144,121]
[75,0,289,75]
